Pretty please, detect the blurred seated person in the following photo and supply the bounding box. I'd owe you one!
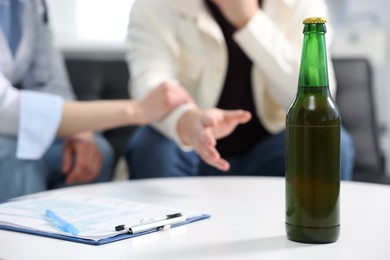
[0,70,194,200]
[125,0,354,180]
[0,0,190,200]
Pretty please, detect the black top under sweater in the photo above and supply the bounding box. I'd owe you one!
[205,0,270,157]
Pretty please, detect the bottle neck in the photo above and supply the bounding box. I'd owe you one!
[297,23,329,93]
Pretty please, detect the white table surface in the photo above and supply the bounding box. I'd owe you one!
[0,176,389,260]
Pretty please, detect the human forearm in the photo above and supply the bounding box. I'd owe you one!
[57,100,138,136]
[233,11,302,110]
[58,82,193,136]
[177,108,203,146]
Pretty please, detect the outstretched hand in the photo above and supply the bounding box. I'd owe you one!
[178,108,251,171]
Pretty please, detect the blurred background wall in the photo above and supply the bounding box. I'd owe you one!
[327,0,390,176]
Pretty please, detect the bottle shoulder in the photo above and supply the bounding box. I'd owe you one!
[286,93,340,126]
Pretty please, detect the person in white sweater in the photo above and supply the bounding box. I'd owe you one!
[125,0,355,179]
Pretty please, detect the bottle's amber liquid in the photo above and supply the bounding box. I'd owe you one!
[286,86,340,243]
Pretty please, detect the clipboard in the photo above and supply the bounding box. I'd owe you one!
[0,192,210,246]
[0,214,209,245]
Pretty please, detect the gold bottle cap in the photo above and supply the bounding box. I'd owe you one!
[303,17,327,24]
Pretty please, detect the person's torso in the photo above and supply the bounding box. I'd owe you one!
[167,0,299,107]
[204,0,271,156]
[0,0,43,84]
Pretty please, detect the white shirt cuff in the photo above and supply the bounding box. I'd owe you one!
[152,103,197,151]
[16,90,64,160]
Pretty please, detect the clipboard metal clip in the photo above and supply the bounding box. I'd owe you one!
[115,213,186,234]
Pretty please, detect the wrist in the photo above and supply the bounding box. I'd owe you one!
[235,9,259,29]
[71,131,94,141]
[125,100,146,125]
[177,109,202,146]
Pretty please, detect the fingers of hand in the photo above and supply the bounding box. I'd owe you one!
[225,110,252,124]
[201,151,229,171]
[65,141,103,185]
[195,142,229,171]
[193,129,229,171]
[200,111,219,128]
[62,142,74,174]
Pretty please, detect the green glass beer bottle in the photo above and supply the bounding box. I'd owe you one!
[285,17,340,243]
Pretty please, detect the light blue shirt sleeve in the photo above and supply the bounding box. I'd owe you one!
[16,90,63,160]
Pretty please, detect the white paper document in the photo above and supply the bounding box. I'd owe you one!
[0,192,204,242]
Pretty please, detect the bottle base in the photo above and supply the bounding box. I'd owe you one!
[286,223,340,244]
